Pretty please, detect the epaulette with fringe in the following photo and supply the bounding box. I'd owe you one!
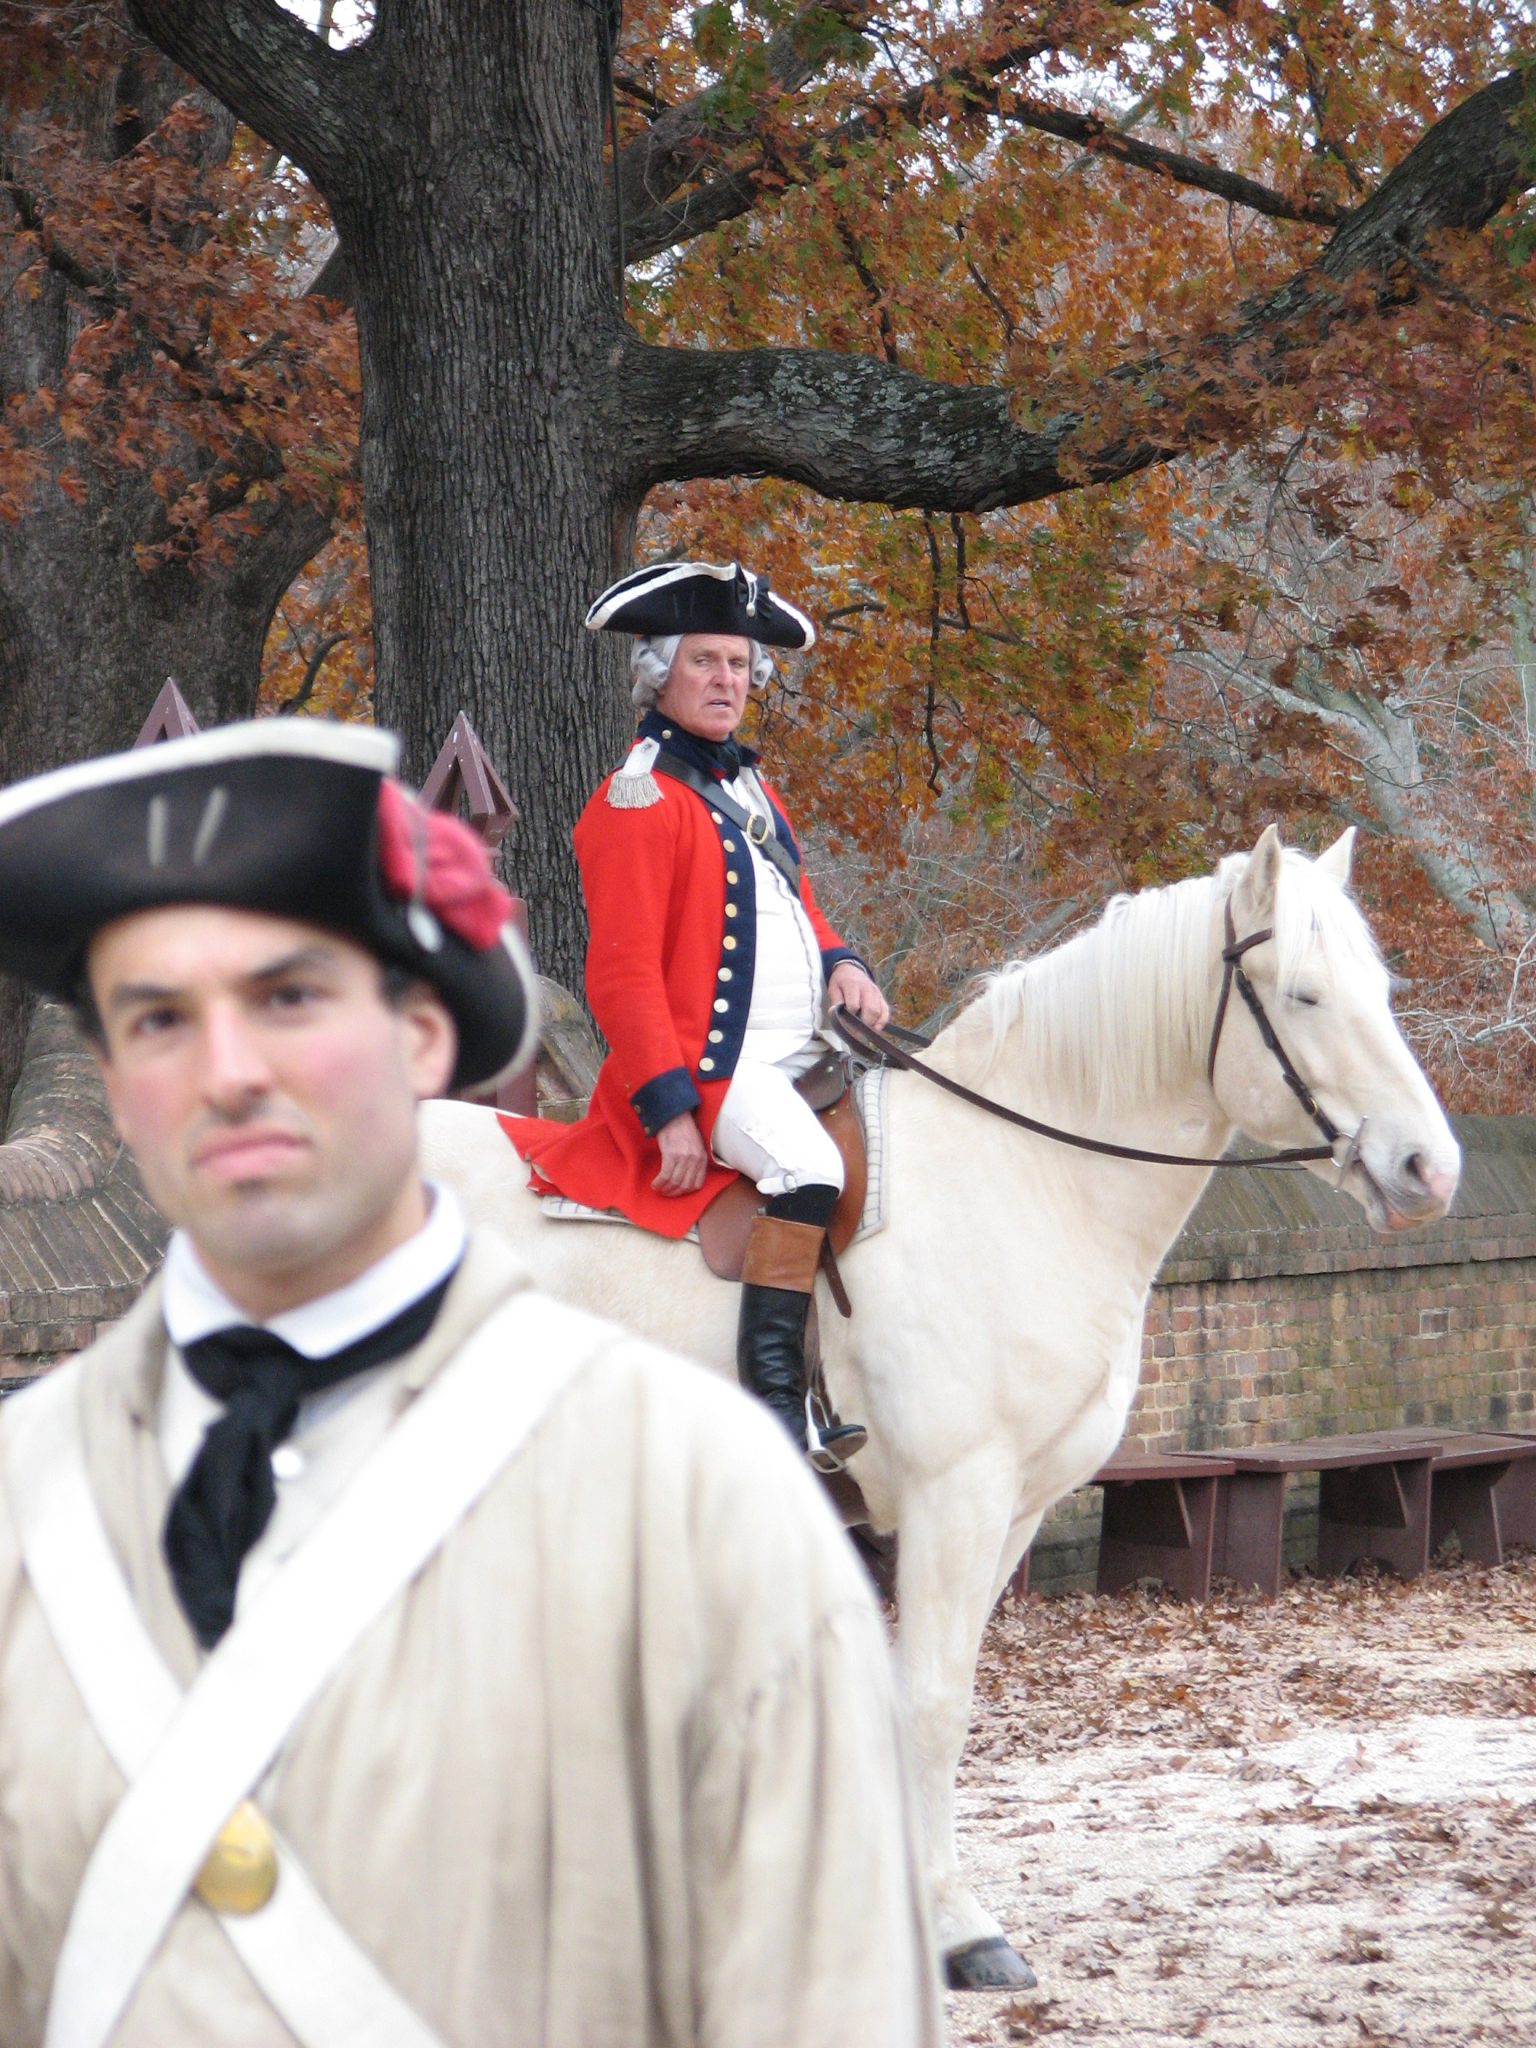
[606,736,662,809]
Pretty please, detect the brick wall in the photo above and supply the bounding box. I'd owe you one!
[1028,1115,1536,1592]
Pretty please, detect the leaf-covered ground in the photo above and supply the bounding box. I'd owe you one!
[947,1557,1536,2045]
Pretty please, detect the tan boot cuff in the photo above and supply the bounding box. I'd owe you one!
[741,1215,824,1292]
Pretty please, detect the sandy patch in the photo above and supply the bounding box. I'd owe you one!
[946,1557,1536,2045]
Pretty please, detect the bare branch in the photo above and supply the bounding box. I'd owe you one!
[128,0,360,190]
[989,93,1341,226]
[275,629,349,714]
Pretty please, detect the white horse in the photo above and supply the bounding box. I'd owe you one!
[421,825,1460,1988]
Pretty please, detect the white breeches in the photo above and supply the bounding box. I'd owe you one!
[711,1046,845,1198]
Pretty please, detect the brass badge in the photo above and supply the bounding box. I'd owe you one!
[193,1799,279,1915]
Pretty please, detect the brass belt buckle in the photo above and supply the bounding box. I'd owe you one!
[746,811,771,845]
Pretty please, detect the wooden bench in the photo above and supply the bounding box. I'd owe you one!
[1473,1430,1536,1553]
[1212,1432,1442,1596]
[1008,1448,1235,1603]
[1349,1427,1536,1568]
[1095,1448,1237,1601]
[1212,1429,1536,1594]
[1005,1429,1536,1608]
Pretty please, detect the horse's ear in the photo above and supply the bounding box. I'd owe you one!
[1234,823,1283,927]
[1313,826,1356,887]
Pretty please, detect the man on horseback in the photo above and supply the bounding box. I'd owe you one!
[510,560,890,1464]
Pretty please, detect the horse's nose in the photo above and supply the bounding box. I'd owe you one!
[1404,1151,1459,1209]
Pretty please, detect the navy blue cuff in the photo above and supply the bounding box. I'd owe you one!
[632,1067,702,1136]
[821,947,869,982]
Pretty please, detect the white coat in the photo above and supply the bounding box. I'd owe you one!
[0,1230,941,2047]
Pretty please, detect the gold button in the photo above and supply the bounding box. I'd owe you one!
[700,1057,714,1073]
[723,936,737,950]
[718,967,732,981]
[662,727,673,737]
[725,904,737,918]
[714,999,728,1013]
[711,811,724,822]
[723,839,736,851]
[726,870,739,884]
[195,1800,278,1915]
[709,1029,724,1043]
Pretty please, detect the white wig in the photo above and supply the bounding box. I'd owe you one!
[630,633,777,710]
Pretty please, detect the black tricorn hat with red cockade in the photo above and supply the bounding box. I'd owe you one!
[0,721,537,1092]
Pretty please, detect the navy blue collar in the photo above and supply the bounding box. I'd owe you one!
[640,707,759,783]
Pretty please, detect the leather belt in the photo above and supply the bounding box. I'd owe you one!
[653,753,803,896]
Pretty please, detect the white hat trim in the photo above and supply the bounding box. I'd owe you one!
[0,720,400,834]
[584,560,816,648]
[584,561,732,631]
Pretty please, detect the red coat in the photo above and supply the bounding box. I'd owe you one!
[504,763,858,1237]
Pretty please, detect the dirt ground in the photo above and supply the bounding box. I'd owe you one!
[945,1555,1536,2046]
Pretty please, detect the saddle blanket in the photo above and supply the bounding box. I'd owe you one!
[537,1065,890,1245]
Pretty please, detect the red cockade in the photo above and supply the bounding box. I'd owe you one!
[376,780,512,951]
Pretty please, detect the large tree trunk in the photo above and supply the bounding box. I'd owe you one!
[0,475,325,1112]
[330,6,633,992]
[0,476,330,778]
[128,0,638,996]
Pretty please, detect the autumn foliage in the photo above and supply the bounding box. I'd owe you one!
[1,2,356,651]
[11,2,1536,1105]
[610,1,1536,1106]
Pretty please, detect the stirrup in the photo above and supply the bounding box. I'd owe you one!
[807,1385,866,1472]
[808,1420,868,1475]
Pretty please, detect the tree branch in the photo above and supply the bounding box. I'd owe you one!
[620,334,1082,508]
[991,93,1341,225]
[626,163,762,263]
[275,629,349,714]
[625,103,1333,265]
[622,6,1143,261]
[127,0,359,191]
[620,69,1536,510]
[1176,646,1532,952]
[614,0,878,224]
[623,10,1331,261]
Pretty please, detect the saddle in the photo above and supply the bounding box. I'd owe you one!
[529,1050,876,1522]
[694,1050,868,1302]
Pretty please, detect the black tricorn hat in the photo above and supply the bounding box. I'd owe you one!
[0,721,537,1093]
[585,559,816,650]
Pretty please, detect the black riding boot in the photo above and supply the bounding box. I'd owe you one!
[737,1185,867,1464]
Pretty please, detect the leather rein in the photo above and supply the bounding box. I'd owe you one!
[833,900,1365,1178]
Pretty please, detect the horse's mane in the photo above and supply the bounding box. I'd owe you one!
[930,848,1385,1118]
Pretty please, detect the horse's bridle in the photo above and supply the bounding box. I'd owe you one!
[832,901,1367,1178]
[1206,900,1361,1168]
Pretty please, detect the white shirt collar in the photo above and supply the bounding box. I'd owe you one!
[161,1181,468,1359]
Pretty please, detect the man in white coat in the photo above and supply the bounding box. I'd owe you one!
[0,720,941,2048]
